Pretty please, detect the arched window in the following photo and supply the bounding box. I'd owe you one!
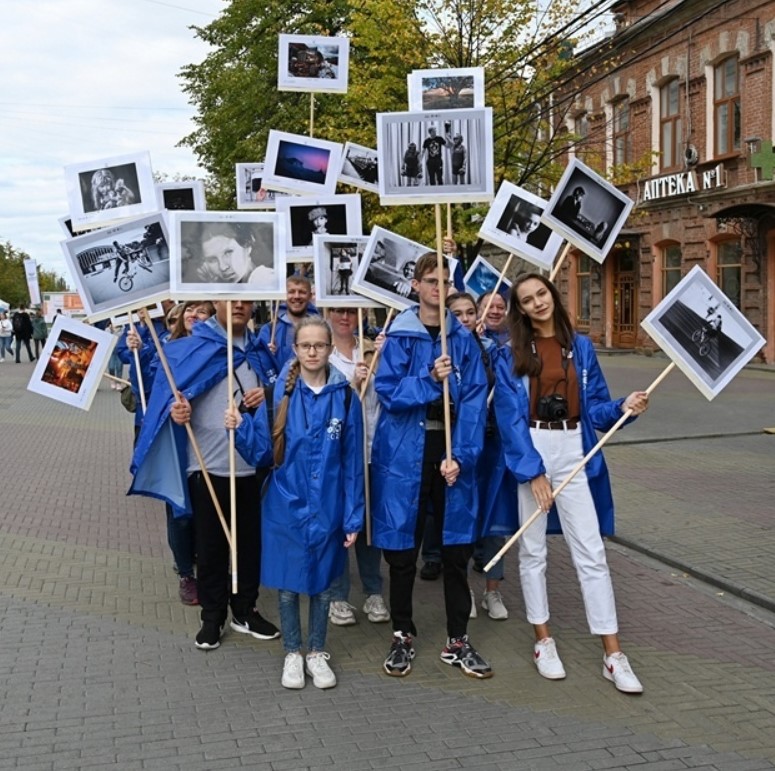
[660,79,682,171]
[613,100,631,166]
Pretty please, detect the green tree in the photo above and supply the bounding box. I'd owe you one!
[0,241,69,308]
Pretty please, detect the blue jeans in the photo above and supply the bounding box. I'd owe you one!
[0,337,13,358]
[473,536,505,582]
[329,537,383,601]
[278,589,332,653]
[166,503,195,578]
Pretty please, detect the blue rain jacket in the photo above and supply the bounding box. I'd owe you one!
[255,306,320,384]
[129,317,270,517]
[493,334,635,536]
[238,362,364,595]
[115,319,166,426]
[371,307,487,550]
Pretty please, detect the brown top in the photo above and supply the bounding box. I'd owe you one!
[529,336,580,421]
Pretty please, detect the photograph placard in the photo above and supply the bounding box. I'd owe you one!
[377,108,494,205]
[277,34,350,94]
[262,131,343,197]
[275,193,362,261]
[339,142,379,194]
[478,181,564,271]
[407,67,485,111]
[463,254,512,301]
[641,265,765,400]
[60,212,171,322]
[541,158,633,263]
[312,235,379,308]
[156,180,206,211]
[64,151,157,233]
[27,316,116,411]
[235,162,292,210]
[169,211,285,300]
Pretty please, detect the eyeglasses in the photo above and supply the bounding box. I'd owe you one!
[330,308,357,315]
[295,342,330,353]
[420,278,452,288]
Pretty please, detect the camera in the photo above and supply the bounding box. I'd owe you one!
[238,400,257,417]
[426,398,456,423]
[536,394,569,422]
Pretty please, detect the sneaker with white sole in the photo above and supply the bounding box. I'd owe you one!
[440,635,493,679]
[329,600,357,626]
[383,632,415,677]
[481,590,509,620]
[306,651,337,689]
[603,652,643,694]
[230,609,280,640]
[533,637,566,680]
[281,652,305,689]
[363,595,390,623]
[469,588,477,619]
[195,620,224,650]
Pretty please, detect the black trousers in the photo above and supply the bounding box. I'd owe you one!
[15,337,34,362]
[383,433,473,639]
[188,470,265,624]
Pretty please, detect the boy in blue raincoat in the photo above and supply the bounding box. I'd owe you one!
[371,253,492,679]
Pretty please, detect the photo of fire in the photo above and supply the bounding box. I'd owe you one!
[42,331,97,394]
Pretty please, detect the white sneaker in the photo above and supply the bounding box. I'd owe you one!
[281,652,305,689]
[306,651,337,689]
[603,652,643,694]
[469,588,477,619]
[363,594,390,623]
[481,590,509,620]
[533,637,566,680]
[328,600,357,626]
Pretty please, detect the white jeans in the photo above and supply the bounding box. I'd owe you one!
[517,426,618,635]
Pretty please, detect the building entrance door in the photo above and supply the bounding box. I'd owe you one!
[611,246,637,348]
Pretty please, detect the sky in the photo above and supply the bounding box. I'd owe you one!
[0,0,224,285]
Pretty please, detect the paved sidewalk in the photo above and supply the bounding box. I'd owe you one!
[1,358,774,769]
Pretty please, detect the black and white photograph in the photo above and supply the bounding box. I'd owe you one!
[58,215,76,238]
[275,194,362,261]
[169,211,285,300]
[234,162,291,210]
[312,235,378,308]
[407,67,485,111]
[377,108,494,205]
[64,151,157,233]
[641,265,765,400]
[351,226,435,310]
[277,34,350,94]
[156,180,206,211]
[339,142,379,194]
[478,181,564,271]
[60,213,171,321]
[262,131,343,197]
[27,316,116,411]
[542,158,633,263]
[463,254,512,301]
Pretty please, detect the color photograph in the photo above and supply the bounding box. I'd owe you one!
[262,131,343,196]
[407,67,485,111]
[463,254,512,301]
[156,180,206,211]
[277,34,350,94]
[235,162,291,210]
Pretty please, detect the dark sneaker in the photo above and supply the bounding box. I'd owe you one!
[230,609,280,640]
[419,561,442,580]
[178,576,199,606]
[440,635,493,679]
[383,632,415,677]
[195,620,224,650]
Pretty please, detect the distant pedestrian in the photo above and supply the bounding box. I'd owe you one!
[0,311,13,362]
[31,309,48,359]
[12,305,35,363]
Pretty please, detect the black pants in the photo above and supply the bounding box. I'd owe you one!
[15,337,34,362]
[383,433,473,639]
[426,160,443,185]
[189,471,265,625]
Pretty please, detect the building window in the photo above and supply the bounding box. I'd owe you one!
[716,239,742,308]
[660,79,682,171]
[662,244,682,297]
[613,100,631,166]
[714,57,741,156]
[576,254,591,329]
[574,113,589,160]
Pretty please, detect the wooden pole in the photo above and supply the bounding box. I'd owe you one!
[309,94,315,137]
[484,361,676,572]
[358,309,372,546]
[446,203,453,239]
[359,307,395,399]
[140,308,233,547]
[103,373,130,387]
[226,301,238,594]
[548,241,572,283]
[434,203,453,464]
[478,253,514,324]
[128,313,147,414]
[269,299,280,352]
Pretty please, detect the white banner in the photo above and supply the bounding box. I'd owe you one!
[23,258,42,306]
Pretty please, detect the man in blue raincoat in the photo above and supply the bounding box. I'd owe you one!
[129,300,279,651]
[371,253,492,680]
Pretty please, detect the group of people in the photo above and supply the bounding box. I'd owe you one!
[122,255,649,695]
[0,305,48,363]
[402,126,467,186]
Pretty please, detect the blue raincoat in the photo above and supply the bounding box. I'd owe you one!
[115,319,166,427]
[129,317,271,516]
[236,362,365,595]
[493,334,634,536]
[370,307,487,550]
[256,306,320,384]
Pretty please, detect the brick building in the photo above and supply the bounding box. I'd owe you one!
[555,0,775,362]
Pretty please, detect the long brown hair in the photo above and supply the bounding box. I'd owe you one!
[508,273,574,377]
[271,316,332,467]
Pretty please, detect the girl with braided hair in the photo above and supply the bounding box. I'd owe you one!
[226,315,364,690]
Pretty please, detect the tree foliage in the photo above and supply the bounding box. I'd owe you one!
[0,241,68,308]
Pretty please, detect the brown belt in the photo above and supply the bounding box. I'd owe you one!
[529,419,579,430]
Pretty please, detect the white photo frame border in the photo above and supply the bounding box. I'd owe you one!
[155,180,206,211]
[463,254,512,301]
[235,162,292,210]
[277,33,350,94]
[407,67,485,111]
[27,316,116,411]
[262,130,344,197]
[338,142,380,194]
[312,235,380,308]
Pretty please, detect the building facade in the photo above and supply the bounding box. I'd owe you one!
[556,0,775,362]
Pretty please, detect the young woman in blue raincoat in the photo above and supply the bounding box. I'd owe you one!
[227,315,364,691]
[493,273,649,694]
